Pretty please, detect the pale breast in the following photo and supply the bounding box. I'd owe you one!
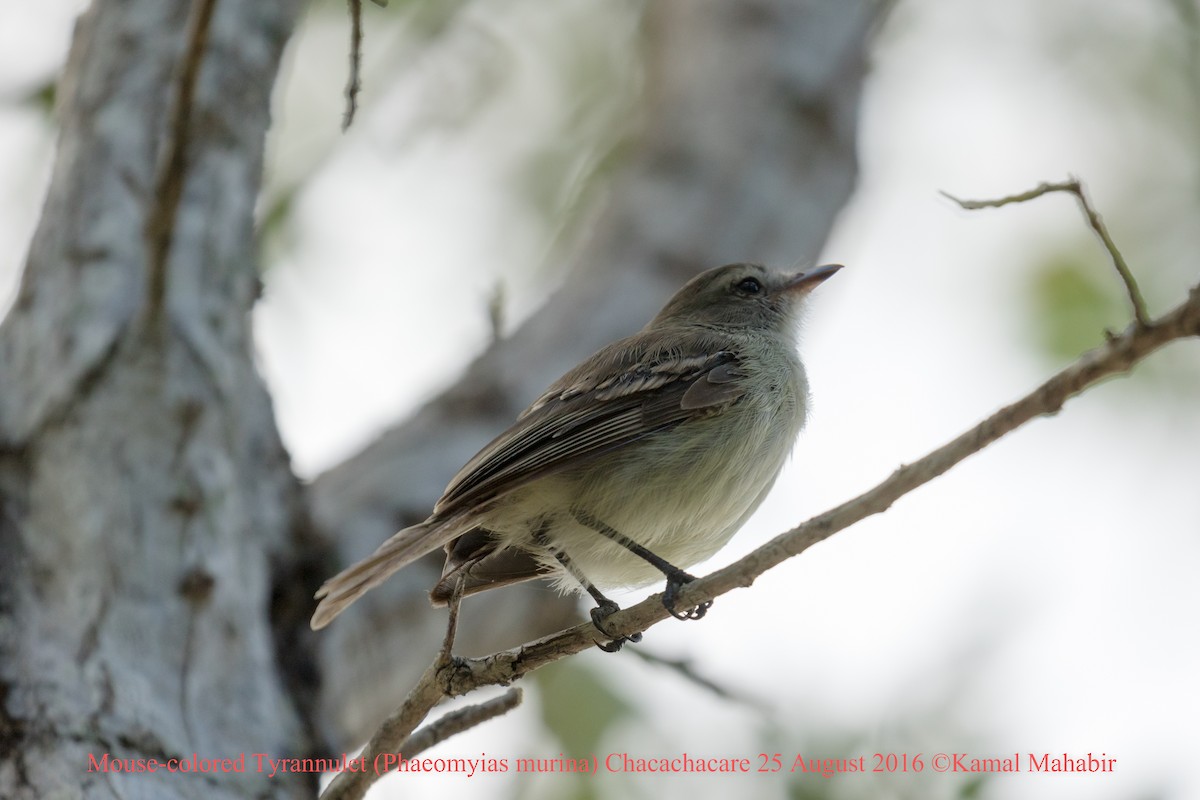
[545,350,807,589]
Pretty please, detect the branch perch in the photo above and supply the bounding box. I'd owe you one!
[319,653,523,800]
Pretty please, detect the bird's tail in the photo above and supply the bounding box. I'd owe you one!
[310,518,449,630]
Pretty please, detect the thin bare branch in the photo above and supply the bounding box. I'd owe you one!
[402,688,523,759]
[342,0,364,131]
[627,648,765,709]
[319,660,443,800]
[438,576,465,664]
[318,659,522,800]
[939,180,1077,210]
[1068,181,1150,326]
[942,178,1151,326]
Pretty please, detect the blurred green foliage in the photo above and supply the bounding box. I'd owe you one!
[1019,0,1200,400]
[527,660,637,800]
[29,81,56,113]
[1024,246,1200,401]
[533,661,636,756]
[1026,252,1126,360]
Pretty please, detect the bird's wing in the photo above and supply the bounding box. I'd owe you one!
[434,331,747,516]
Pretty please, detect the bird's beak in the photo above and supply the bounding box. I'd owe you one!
[777,263,843,296]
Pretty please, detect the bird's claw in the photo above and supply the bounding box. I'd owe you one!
[663,571,712,621]
[590,600,642,652]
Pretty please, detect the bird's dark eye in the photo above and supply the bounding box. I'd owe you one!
[735,277,762,295]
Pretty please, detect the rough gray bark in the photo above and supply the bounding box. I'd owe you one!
[311,0,884,749]
[0,1,313,798]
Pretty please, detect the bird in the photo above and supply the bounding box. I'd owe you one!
[311,261,841,647]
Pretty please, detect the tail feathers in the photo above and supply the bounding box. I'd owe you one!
[310,519,446,630]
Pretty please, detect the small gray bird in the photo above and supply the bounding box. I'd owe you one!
[311,262,841,647]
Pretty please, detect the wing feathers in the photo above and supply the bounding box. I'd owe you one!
[435,341,745,514]
[311,332,751,630]
[680,360,747,410]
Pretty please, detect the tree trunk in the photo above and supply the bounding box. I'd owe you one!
[0,1,313,798]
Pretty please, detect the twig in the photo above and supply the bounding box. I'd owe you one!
[342,0,364,131]
[488,282,506,344]
[332,660,443,798]
[318,663,521,800]
[319,660,442,800]
[402,688,523,759]
[438,576,465,664]
[939,180,1075,210]
[627,648,764,709]
[941,177,1151,326]
[319,575,516,800]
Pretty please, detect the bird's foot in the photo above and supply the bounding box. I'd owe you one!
[590,600,643,652]
[663,570,712,621]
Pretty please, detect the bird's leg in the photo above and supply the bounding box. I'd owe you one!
[438,573,466,665]
[533,523,642,652]
[569,509,713,622]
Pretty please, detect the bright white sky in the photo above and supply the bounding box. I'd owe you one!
[2,2,1198,800]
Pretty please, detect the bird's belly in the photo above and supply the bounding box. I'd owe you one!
[535,412,794,590]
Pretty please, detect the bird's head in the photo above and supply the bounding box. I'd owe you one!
[649,262,843,332]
